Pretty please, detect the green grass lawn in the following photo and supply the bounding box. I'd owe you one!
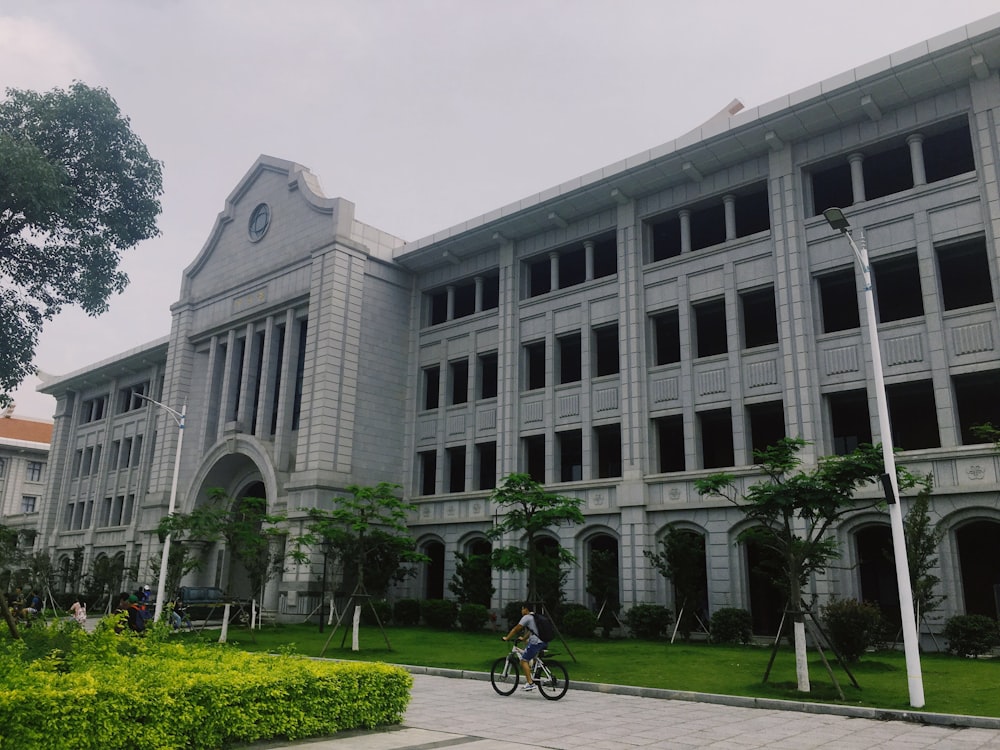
[186,623,1000,718]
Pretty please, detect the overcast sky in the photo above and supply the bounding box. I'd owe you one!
[3,0,999,420]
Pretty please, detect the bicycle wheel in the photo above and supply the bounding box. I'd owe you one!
[490,656,520,695]
[536,659,569,700]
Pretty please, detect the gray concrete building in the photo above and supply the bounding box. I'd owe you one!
[33,14,1000,634]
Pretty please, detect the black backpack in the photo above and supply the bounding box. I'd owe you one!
[531,612,555,642]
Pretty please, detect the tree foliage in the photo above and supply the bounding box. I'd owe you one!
[0,82,163,403]
[0,524,24,637]
[448,551,495,607]
[292,483,427,598]
[902,476,945,621]
[486,473,584,603]
[644,526,707,639]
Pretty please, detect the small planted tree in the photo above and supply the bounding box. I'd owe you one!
[0,524,23,638]
[902,476,945,625]
[448,551,495,607]
[645,526,708,639]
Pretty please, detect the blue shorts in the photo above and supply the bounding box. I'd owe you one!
[521,640,547,661]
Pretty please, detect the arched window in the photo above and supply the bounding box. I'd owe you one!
[956,520,1000,618]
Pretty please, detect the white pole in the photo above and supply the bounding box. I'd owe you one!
[151,401,186,622]
[845,229,925,708]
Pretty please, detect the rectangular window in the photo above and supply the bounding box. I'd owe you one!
[523,434,545,483]
[100,497,113,527]
[741,287,779,349]
[690,203,726,250]
[111,495,125,526]
[447,446,466,493]
[936,238,993,311]
[527,256,551,298]
[873,253,923,322]
[818,270,860,333]
[593,325,619,377]
[747,401,786,461]
[21,496,36,514]
[481,273,500,311]
[81,396,107,424]
[886,381,939,450]
[558,333,581,384]
[734,186,770,237]
[122,494,136,526]
[699,408,734,469]
[118,382,149,413]
[449,359,469,405]
[954,371,1000,445]
[121,437,133,469]
[558,429,583,482]
[652,310,681,365]
[428,290,448,325]
[478,352,498,399]
[72,450,82,478]
[110,440,121,471]
[593,237,617,278]
[693,299,727,357]
[594,424,622,478]
[476,441,497,490]
[0,456,5,478]
[26,461,43,482]
[653,415,685,473]
[419,451,437,495]
[863,145,913,201]
[423,365,440,410]
[454,283,476,319]
[828,389,872,455]
[811,161,853,218]
[924,124,975,182]
[560,246,586,288]
[524,341,546,391]
[649,215,682,261]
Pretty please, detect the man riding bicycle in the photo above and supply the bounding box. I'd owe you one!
[502,602,548,692]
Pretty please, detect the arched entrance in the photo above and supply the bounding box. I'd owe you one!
[956,520,1000,618]
[586,534,620,613]
[745,535,784,636]
[531,536,563,608]
[458,538,493,607]
[423,540,445,600]
[855,525,900,629]
[224,480,269,601]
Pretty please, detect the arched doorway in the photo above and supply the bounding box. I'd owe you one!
[956,520,1000,618]
[586,534,620,613]
[744,535,784,636]
[656,527,709,633]
[458,538,493,607]
[223,481,271,601]
[531,536,563,608]
[423,540,445,600]
[855,525,900,629]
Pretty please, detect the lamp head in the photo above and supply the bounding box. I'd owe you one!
[823,207,851,233]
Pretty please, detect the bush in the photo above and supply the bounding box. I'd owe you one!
[710,607,753,644]
[0,618,411,748]
[943,614,1000,657]
[503,601,523,630]
[393,598,421,626]
[458,603,489,633]
[358,598,392,626]
[624,604,672,639]
[821,598,882,662]
[562,607,599,638]
[420,599,458,630]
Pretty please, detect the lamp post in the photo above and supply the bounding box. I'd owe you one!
[822,207,924,708]
[138,395,186,622]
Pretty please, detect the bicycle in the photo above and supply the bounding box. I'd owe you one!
[490,641,569,700]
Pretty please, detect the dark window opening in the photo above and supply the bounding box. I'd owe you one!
[291,320,308,430]
[449,359,468,405]
[690,203,726,250]
[873,253,923,321]
[447,446,466,493]
[478,352,498,399]
[593,237,617,278]
[924,124,975,183]
[454,284,476,318]
[523,434,546,482]
[954,370,1000,445]
[856,526,900,631]
[524,341,546,391]
[818,270,860,333]
[595,424,622,478]
[886,380,939,450]
[482,273,500,311]
[650,215,681,261]
[957,521,1000,618]
[429,291,448,325]
[828,389,871,455]
[652,310,681,365]
[528,257,551,298]
[746,535,785,636]
[231,336,246,422]
[653,415,685,472]
[419,451,437,495]
[560,246,586,288]
[741,287,778,349]
[593,325,619,377]
[694,299,727,357]
[558,430,583,482]
[476,442,497,490]
[937,238,993,310]
[558,333,581,384]
[424,541,445,600]
[734,187,770,236]
[864,145,913,200]
[699,408,734,469]
[747,401,786,461]
[269,325,285,435]
[811,162,853,217]
[423,365,440,410]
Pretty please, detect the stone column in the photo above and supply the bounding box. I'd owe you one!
[584,240,595,281]
[849,153,866,204]
[679,209,692,253]
[446,285,455,321]
[907,133,927,187]
[723,194,737,241]
[549,251,560,292]
[474,276,484,313]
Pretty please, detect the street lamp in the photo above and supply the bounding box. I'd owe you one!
[822,207,925,708]
[138,395,186,622]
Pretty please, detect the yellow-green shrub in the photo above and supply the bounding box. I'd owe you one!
[0,619,411,749]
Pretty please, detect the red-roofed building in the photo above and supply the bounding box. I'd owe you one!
[0,409,53,544]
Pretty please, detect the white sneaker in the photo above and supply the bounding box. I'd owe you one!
[521,683,536,692]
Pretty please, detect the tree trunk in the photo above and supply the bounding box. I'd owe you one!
[793,615,810,692]
[0,593,21,640]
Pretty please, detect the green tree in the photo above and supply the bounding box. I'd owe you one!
[486,473,584,605]
[448,551,495,607]
[695,437,917,693]
[902,476,946,623]
[0,524,24,637]
[157,489,287,605]
[0,82,163,403]
[645,526,708,639]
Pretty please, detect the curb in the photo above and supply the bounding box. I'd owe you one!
[392,663,1000,731]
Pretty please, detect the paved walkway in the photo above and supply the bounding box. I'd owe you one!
[253,670,1000,750]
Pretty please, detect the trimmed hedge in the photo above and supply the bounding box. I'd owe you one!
[0,618,411,749]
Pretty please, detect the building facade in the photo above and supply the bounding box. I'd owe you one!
[34,15,1000,632]
[0,411,52,560]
